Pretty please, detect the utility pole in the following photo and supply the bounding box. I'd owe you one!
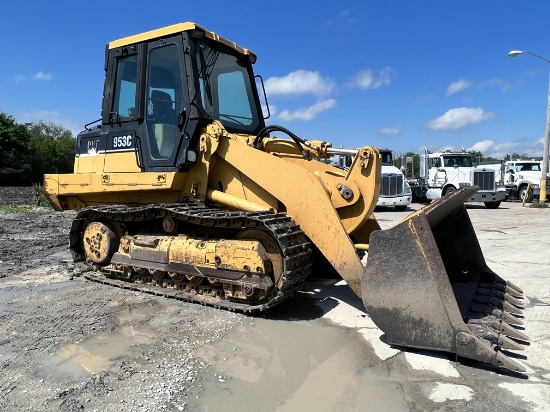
[509,50,550,203]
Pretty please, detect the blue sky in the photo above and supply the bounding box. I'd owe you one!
[2,1,550,159]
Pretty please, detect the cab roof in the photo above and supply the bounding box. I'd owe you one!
[108,22,256,59]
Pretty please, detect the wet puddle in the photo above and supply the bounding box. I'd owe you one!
[56,304,158,374]
[57,326,153,373]
[0,281,74,314]
[188,307,409,411]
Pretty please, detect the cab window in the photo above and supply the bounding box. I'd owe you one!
[146,44,182,159]
[112,55,138,119]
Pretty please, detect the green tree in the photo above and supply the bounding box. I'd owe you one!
[468,150,497,163]
[0,113,32,184]
[0,113,77,185]
[0,113,31,169]
[395,152,420,177]
[504,153,529,161]
[26,121,76,183]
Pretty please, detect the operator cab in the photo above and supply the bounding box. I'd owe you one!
[76,23,266,173]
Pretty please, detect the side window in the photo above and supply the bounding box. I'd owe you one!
[112,55,138,119]
[218,71,253,126]
[147,44,182,125]
[146,44,182,159]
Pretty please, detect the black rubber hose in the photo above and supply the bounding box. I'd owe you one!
[253,125,309,159]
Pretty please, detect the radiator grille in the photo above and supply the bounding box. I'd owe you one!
[473,169,495,190]
[381,174,404,196]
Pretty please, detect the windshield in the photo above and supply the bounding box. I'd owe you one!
[441,155,472,167]
[515,162,541,172]
[195,40,261,133]
[380,151,393,166]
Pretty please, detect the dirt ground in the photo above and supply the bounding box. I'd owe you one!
[1,187,549,411]
[0,187,245,411]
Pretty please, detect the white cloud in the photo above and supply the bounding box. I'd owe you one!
[13,72,53,83]
[425,107,496,131]
[33,71,53,81]
[262,104,276,119]
[328,9,355,26]
[347,67,393,90]
[446,79,473,96]
[467,138,546,159]
[277,99,336,121]
[379,127,400,136]
[265,70,335,98]
[478,78,512,93]
[521,68,544,77]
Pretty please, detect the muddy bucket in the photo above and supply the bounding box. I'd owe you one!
[362,187,528,372]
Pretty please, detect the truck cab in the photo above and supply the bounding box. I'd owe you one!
[376,149,411,210]
[419,148,506,208]
[504,160,547,201]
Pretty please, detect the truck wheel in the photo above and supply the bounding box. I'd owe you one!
[484,201,501,209]
[518,186,533,202]
[443,186,456,196]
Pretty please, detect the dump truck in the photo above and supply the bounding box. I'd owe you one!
[43,23,528,372]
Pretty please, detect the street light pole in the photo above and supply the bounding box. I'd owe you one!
[509,50,550,203]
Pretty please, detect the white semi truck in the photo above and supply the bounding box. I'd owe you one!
[408,148,506,209]
[376,149,412,210]
[333,148,411,210]
[478,159,550,202]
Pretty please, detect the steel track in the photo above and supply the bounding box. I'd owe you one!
[70,201,313,313]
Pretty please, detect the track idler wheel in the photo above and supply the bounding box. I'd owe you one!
[83,222,119,265]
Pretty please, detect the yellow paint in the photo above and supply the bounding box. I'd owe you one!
[108,22,255,59]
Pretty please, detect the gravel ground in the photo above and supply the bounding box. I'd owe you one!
[0,187,245,411]
[0,186,34,205]
[1,187,549,412]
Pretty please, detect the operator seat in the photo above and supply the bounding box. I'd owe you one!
[151,90,177,125]
[150,90,177,158]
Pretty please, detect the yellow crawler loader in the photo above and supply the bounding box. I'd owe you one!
[44,23,528,372]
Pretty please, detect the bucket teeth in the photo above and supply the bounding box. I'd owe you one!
[504,293,524,307]
[495,309,524,326]
[499,322,529,341]
[475,287,524,307]
[503,300,523,315]
[496,334,525,351]
[468,324,525,351]
[506,280,524,296]
[493,350,527,373]
[471,295,523,315]
[478,281,524,299]
[468,316,529,341]
[469,306,524,325]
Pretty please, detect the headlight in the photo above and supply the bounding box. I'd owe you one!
[404,181,412,194]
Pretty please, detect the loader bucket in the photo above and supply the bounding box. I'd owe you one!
[362,187,528,372]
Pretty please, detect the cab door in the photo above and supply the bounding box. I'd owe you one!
[101,43,144,173]
[142,35,188,170]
